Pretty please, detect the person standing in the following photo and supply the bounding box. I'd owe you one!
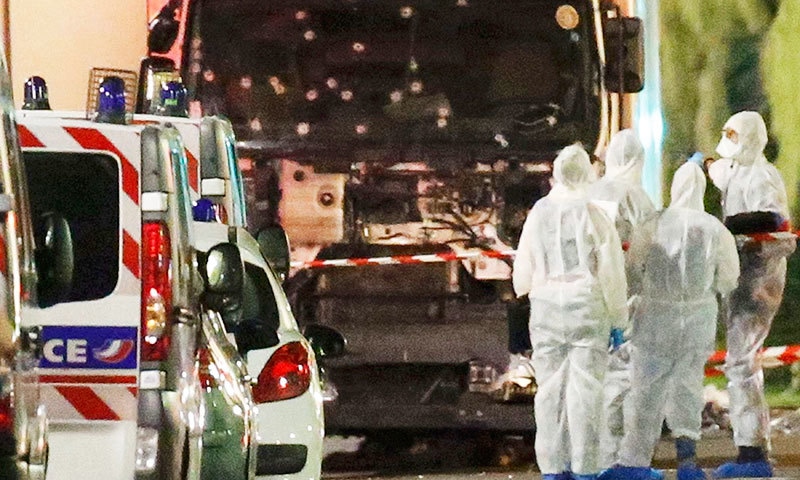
[707,111,796,478]
[588,129,656,469]
[599,162,740,480]
[513,144,627,480]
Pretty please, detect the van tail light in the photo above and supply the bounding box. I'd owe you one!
[0,375,15,456]
[141,221,172,361]
[252,342,311,403]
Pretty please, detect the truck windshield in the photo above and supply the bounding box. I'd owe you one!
[191,0,601,157]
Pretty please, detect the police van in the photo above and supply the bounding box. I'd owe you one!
[16,75,209,480]
[0,56,73,480]
[134,82,259,480]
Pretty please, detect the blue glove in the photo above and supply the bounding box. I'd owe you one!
[687,151,705,166]
[609,328,625,351]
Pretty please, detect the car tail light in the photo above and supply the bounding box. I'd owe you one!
[141,221,172,361]
[252,342,311,403]
[0,376,15,456]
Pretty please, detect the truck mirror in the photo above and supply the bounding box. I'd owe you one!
[256,226,291,282]
[35,212,74,308]
[603,16,644,93]
[302,324,346,359]
[147,3,180,54]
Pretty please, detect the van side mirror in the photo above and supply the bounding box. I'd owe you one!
[302,324,346,359]
[35,212,74,308]
[256,226,291,282]
[201,242,244,314]
[603,16,644,93]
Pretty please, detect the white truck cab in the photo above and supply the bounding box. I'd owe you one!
[16,77,206,480]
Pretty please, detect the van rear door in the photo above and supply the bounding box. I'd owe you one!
[18,117,142,479]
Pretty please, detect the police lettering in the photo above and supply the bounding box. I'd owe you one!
[43,339,88,363]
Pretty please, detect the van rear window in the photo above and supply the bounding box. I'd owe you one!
[24,152,120,301]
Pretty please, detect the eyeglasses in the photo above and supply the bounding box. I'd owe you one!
[722,128,739,143]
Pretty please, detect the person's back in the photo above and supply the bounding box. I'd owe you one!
[526,193,607,301]
[629,163,738,308]
[638,208,732,303]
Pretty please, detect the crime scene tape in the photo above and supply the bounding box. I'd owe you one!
[734,230,798,248]
[290,231,798,270]
[705,345,800,377]
[291,249,516,269]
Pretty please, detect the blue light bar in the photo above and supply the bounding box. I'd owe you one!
[157,81,188,117]
[22,76,51,110]
[192,198,217,222]
[95,76,127,124]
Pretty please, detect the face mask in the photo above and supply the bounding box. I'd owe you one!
[716,135,741,159]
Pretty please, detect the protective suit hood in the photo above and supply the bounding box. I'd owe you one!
[670,162,706,211]
[716,111,768,166]
[552,144,592,198]
[604,129,645,186]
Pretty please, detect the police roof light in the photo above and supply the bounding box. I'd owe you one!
[95,76,127,124]
[156,81,188,118]
[22,76,51,110]
[192,198,218,223]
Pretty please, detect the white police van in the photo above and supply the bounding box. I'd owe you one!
[17,74,208,480]
[0,55,73,480]
[134,81,259,480]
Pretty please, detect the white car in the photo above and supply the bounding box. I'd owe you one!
[193,220,325,480]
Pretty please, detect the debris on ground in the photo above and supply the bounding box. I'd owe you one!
[702,385,731,432]
[770,408,800,435]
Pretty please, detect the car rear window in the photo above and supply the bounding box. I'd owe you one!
[24,151,120,301]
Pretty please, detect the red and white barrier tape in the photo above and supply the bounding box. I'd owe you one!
[291,231,798,270]
[706,344,800,377]
[734,231,798,246]
[291,249,516,269]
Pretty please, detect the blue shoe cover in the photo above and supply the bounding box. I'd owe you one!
[712,461,773,479]
[677,463,707,480]
[571,475,598,480]
[596,466,662,480]
[543,473,571,480]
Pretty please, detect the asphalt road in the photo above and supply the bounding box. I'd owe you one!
[322,420,800,478]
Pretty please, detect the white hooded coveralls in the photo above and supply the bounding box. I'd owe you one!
[708,111,795,449]
[589,129,656,468]
[513,145,627,476]
[616,162,740,467]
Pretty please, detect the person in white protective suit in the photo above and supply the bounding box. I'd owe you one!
[706,111,796,479]
[513,144,628,480]
[599,162,740,480]
[588,129,656,470]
